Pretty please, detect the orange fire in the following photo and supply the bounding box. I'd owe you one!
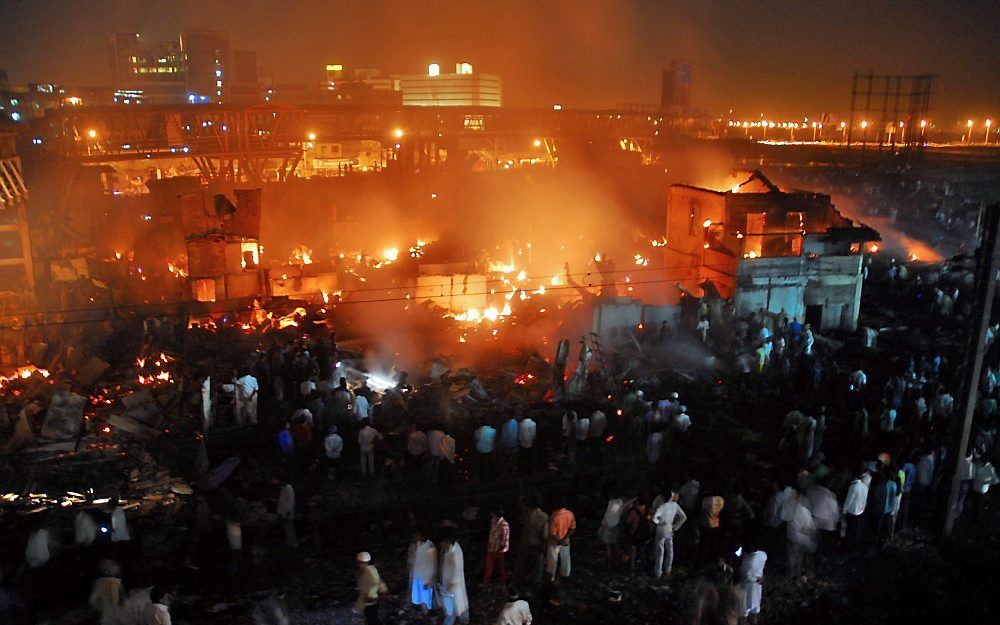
[290,245,314,265]
[0,365,51,389]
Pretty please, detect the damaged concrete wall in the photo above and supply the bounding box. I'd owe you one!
[735,255,863,331]
[592,299,681,346]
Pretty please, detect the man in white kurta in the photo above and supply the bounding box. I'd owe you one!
[408,534,437,612]
[740,548,767,617]
[111,505,131,542]
[235,372,259,425]
[495,598,532,625]
[651,491,687,578]
[440,539,469,624]
[75,510,97,546]
[277,483,297,547]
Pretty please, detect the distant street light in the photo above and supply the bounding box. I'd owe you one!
[986,119,993,144]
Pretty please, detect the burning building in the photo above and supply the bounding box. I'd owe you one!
[665,170,878,330]
[178,188,265,304]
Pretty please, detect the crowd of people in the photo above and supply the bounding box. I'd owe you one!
[6,250,1000,625]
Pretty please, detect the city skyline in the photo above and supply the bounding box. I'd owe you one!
[0,0,997,121]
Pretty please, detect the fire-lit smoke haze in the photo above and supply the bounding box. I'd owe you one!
[254,164,667,371]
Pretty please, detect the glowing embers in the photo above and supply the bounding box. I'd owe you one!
[136,352,174,386]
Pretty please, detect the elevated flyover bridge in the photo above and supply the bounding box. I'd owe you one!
[32,103,661,181]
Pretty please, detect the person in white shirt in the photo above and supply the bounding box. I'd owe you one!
[589,410,607,439]
[407,529,437,613]
[110,504,131,543]
[475,423,497,453]
[916,449,935,505]
[299,377,317,399]
[517,417,537,449]
[573,415,590,442]
[475,422,497,481]
[932,390,954,420]
[571,413,590,464]
[439,434,457,465]
[324,425,344,467]
[597,494,624,565]
[673,406,692,432]
[277,483,297,547]
[353,393,371,422]
[517,416,537,472]
[740,547,767,619]
[142,587,171,625]
[651,490,687,578]
[968,455,999,520]
[785,492,816,577]
[696,316,710,343]
[439,534,469,624]
[646,430,663,466]
[25,525,51,568]
[406,426,428,471]
[805,484,839,550]
[75,510,97,546]
[494,589,532,625]
[358,420,383,478]
[234,371,259,425]
[956,453,975,513]
[849,369,867,392]
[842,471,870,548]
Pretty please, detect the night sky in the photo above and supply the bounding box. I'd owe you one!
[1,0,996,122]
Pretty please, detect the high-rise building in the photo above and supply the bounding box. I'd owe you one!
[179,30,228,103]
[394,62,502,107]
[109,33,186,104]
[661,60,692,112]
[108,31,259,105]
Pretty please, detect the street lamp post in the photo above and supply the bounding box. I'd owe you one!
[967,119,974,145]
[986,119,993,145]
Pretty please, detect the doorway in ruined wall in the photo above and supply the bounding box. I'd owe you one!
[805,304,823,328]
